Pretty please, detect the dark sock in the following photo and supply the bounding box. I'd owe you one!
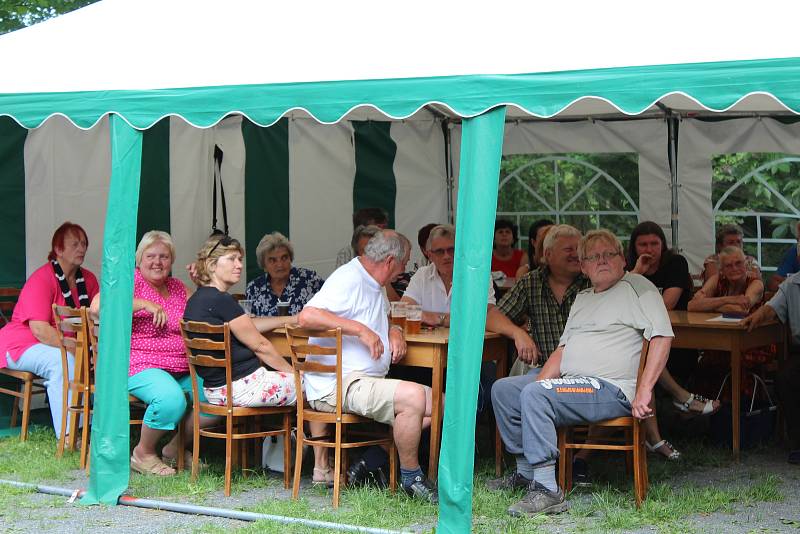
[362,446,388,470]
[400,466,424,487]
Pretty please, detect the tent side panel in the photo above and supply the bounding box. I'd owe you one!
[137,117,171,242]
[352,121,397,228]
[0,117,27,286]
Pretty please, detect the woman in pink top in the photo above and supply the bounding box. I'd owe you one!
[91,231,216,476]
[0,222,99,438]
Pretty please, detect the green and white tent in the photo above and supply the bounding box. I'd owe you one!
[2,0,800,531]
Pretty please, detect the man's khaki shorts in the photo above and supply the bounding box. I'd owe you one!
[309,374,401,426]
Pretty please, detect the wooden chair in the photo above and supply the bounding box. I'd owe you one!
[180,320,293,496]
[0,288,47,441]
[285,325,396,509]
[557,340,650,507]
[52,304,91,466]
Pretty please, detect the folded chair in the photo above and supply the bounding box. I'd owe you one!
[285,325,396,508]
[557,340,650,507]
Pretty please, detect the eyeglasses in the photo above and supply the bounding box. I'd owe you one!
[582,251,621,264]
[208,235,235,257]
[429,247,455,257]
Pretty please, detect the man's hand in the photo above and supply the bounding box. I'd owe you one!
[389,327,407,364]
[741,304,775,332]
[513,330,540,365]
[141,300,168,328]
[358,327,384,359]
[631,388,653,419]
[421,311,440,326]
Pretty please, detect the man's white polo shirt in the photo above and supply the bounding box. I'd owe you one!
[403,263,496,313]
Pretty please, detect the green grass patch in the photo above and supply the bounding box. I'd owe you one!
[0,427,79,482]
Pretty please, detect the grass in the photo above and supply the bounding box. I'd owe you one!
[0,426,791,533]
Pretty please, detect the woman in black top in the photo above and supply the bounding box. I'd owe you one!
[627,221,721,459]
[184,235,296,408]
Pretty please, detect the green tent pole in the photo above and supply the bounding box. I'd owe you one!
[438,106,506,533]
[82,114,142,505]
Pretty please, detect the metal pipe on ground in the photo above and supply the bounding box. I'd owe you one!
[0,479,404,534]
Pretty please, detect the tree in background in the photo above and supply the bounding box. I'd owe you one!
[1,0,99,35]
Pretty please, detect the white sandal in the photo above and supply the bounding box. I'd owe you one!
[672,393,719,416]
[646,440,681,461]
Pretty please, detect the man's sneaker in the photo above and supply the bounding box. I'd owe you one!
[507,481,568,516]
[485,471,531,491]
[403,474,438,504]
[572,458,591,487]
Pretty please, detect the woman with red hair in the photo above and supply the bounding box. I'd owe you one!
[0,222,100,437]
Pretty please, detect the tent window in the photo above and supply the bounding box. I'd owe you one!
[712,153,800,274]
[497,153,640,249]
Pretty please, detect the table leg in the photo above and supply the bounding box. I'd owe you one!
[731,338,741,461]
[428,346,444,481]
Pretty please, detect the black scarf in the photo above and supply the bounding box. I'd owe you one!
[51,259,89,308]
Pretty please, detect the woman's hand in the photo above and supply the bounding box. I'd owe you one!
[632,254,655,275]
[140,300,168,328]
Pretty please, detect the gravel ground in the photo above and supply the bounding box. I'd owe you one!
[1,447,798,533]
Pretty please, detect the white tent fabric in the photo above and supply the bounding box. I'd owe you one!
[0,0,798,103]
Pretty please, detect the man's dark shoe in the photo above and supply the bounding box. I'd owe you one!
[507,481,568,516]
[788,450,800,465]
[403,474,438,504]
[346,458,370,486]
[572,457,591,487]
[486,471,531,491]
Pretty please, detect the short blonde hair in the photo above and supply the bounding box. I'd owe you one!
[135,231,175,267]
[193,235,244,286]
[255,232,294,270]
[579,229,624,261]
[541,224,581,261]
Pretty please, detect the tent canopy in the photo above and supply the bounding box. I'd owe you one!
[1,0,800,128]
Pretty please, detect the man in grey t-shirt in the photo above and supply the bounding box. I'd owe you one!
[492,229,674,517]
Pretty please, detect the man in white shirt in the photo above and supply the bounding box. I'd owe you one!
[491,229,674,516]
[298,230,437,503]
[401,224,496,326]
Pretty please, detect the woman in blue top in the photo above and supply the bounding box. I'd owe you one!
[246,232,324,317]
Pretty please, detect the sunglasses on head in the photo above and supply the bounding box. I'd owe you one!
[208,235,235,257]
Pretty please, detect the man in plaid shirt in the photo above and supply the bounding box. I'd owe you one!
[486,224,589,376]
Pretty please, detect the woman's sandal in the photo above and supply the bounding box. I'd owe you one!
[672,393,720,416]
[646,440,681,461]
[313,467,335,488]
[130,455,176,476]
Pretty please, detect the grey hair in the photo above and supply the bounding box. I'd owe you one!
[715,223,744,249]
[135,230,176,267]
[351,224,382,253]
[579,229,624,260]
[364,230,407,263]
[542,224,582,257]
[426,224,455,250]
[256,232,294,270]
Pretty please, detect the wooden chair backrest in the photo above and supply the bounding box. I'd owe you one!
[284,326,343,418]
[51,304,90,386]
[180,320,234,411]
[0,288,21,325]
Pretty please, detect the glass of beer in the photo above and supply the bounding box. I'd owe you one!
[277,300,291,316]
[390,301,407,331]
[238,299,253,316]
[405,304,422,335]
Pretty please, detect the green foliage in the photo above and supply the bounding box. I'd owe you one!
[712,153,800,269]
[0,0,99,35]
[497,153,640,245]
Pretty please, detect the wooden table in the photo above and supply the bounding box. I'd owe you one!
[668,310,786,459]
[267,327,508,479]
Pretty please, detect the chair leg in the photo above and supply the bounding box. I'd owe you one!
[10,384,20,429]
[176,419,185,473]
[292,424,304,500]
[632,423,644,507]
[20,379,33,442]
[225,415,233,497]
[388,435,397,493]
[624,427,633,475]
[241,418,249,478]
[283,414,291,489]
[57,380,70,458]
[79,391,91,470]
[191,412,201,482]
[332,422,342,509]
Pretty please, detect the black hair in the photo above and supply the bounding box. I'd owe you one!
[526,219,554,268]
[627,221,672,269]
[494,219,518,246]
[353,207,389,228]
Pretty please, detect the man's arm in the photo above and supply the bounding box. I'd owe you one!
[298,306,383,358]
[631,336,671,419]
[485,306,540,364]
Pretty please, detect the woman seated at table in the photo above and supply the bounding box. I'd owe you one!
[246,232,323,317]
[701,224,761,283]
[184,234,296,409]
[515,219,554,278]
[0,222,99,439]
[491,219,527,278]
[91,231,222,476]
[690,246,764,313]
[629,221,720,458]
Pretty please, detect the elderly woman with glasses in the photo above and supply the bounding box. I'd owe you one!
[690,246,764,313]
[184,235,296,409]
[245,232,324,317]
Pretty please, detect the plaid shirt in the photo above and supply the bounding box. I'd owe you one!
[497,267,591,362]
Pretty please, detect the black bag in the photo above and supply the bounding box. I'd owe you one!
[710,372,776,449]
[211,145,228,236]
